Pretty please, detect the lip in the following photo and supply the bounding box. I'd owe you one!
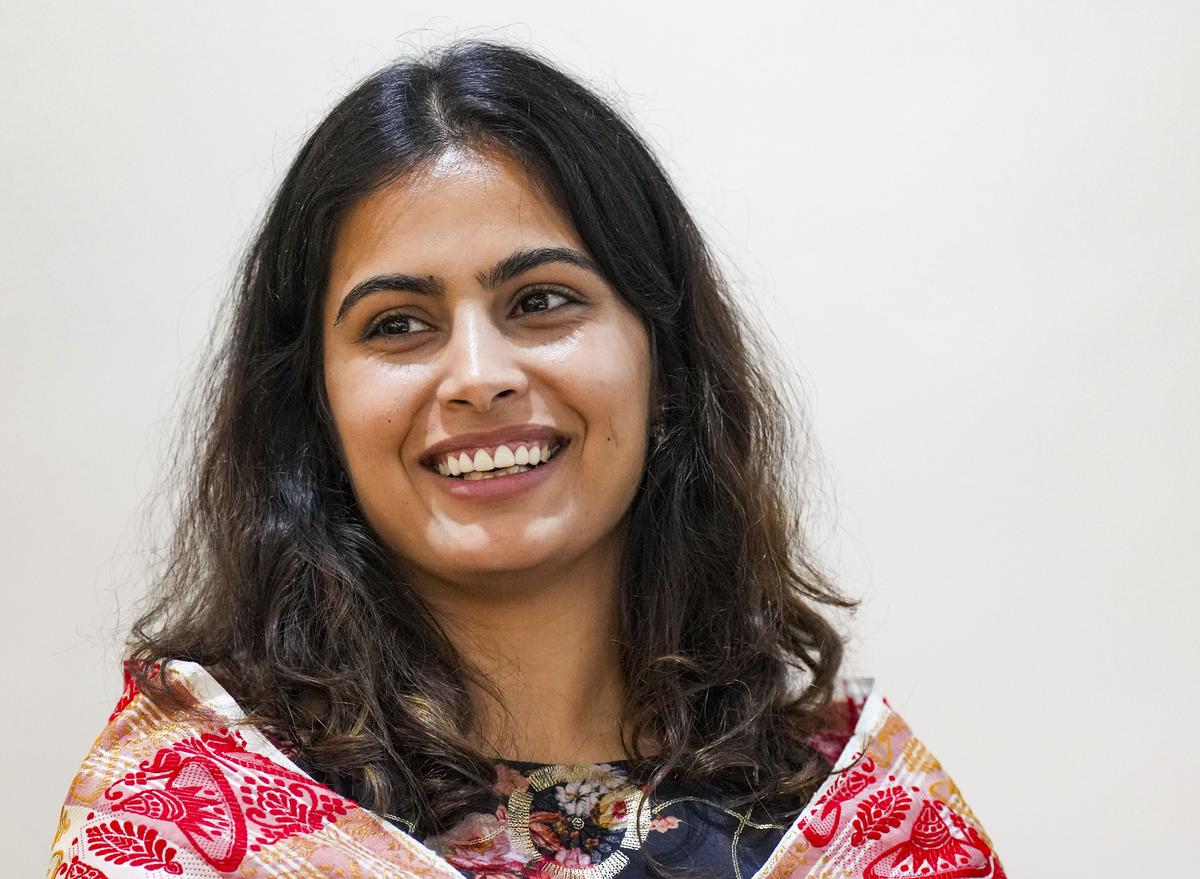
[419,423,569,470]
[427,439,569,502]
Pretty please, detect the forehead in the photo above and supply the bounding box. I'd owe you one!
[328,147,582,284]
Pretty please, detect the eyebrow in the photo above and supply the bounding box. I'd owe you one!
[332,245,602,325]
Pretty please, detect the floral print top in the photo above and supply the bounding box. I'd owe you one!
[409,757,813,879]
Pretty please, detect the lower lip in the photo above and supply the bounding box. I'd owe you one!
[427,443,569,502]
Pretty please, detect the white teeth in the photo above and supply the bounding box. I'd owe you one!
[436,441,561,478]
[493,444,516,468]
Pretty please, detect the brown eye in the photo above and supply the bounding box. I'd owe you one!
[515,286,579,315]
[365,312,434,339]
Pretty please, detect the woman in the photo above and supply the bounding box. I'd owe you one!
[48,39,1004,879]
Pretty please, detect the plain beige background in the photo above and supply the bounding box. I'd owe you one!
[3,2,1197,874]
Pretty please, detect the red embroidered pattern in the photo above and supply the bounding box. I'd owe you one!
[83,820,183,874]
[51,664,1003,879]
[107,662,143,723]
[103,728,351,871]
[849,785,913,846]
[58,855,112,879]
[796,754,877,846]
[863,800,990,879]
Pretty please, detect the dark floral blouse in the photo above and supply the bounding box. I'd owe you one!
[275,683,864,879]
[401,756,821,879]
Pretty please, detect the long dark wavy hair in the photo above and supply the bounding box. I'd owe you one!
[126,37,859,869]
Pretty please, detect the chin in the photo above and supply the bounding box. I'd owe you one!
[455,546,554,576]
[419,540,558,579]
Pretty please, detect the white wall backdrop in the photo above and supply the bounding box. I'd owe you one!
[3,2,1196,874]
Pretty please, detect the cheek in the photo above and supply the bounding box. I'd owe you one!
[325,359,415,471]
[595,323,652,411]
[568,322,652,450]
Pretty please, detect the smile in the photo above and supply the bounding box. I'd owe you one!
[428,440,570,501]
[433,440,565,479]
[458,462,537,480]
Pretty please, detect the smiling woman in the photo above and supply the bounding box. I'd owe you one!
[322,150,654,604]
[47,39,1005,879]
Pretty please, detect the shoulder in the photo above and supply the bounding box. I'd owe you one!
[806,675,876,764]
[46,659,459,879]
[767,674,1008,879]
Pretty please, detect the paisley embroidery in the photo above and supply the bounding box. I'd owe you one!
[862,800,990,879]
[756,685,1004,879]
[102,728,351,871]
[83,820,183,874]
[56,855,111,879]
[848,785,912,846]
[48,662,1004,879]
[796,754,877,846]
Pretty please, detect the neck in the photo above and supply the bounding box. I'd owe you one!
[409,528,633,765]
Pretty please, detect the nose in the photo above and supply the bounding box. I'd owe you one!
[436,305,528,412]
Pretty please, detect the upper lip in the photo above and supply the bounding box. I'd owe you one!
[419,424,569,469]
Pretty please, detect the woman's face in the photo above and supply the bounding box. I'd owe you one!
[322,147,654,596]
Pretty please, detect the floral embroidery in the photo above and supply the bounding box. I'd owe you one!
[50,663,1004,879]
[849,785,913,846]
[555,779,601,817]
[425,812,525,874]
[424,759,792,879]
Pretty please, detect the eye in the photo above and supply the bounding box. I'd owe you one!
[361,286,581,341]
[363,312,435,339]
[514,285,581,315]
